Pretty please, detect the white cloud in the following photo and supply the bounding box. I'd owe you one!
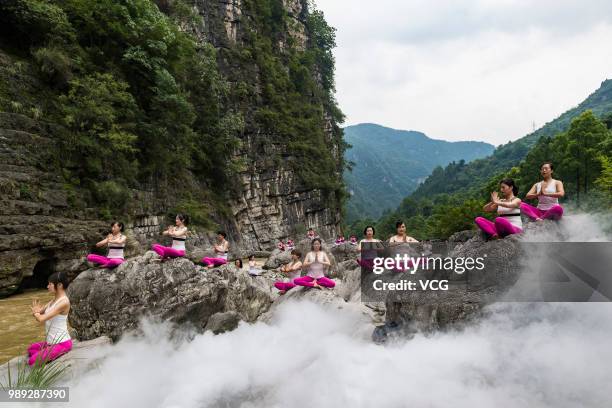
[315,0,612,144]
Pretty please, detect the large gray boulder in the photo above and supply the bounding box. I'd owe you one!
[263,248,293,269]
[382,232,523,333]
[67,252,284,340]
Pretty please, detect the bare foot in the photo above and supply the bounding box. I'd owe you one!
[535,218,544,223]
[490,234,500,240]
[313,283,322,290]
[278,290,286,295]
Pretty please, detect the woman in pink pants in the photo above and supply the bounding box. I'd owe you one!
[86,221,127,268]
[28,272,72,366]
[475,178,523,239]
[274,249,303,293]
[294,239,335,289]
[201,231,230,269]
[356,226,383,270]
[152,214,189,260]
[521,162,565,222]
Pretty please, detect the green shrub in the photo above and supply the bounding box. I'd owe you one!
[32,46,73,87]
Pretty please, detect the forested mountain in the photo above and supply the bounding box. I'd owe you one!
[345,81,612,240]
[412,80,612,199]
[343,123,494,222]
[0,0,347,295]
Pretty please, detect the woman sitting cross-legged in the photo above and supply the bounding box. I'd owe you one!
[520,161,564,222]
[201,231,230,269]
[294,239,335,289]
[274,249,302,293]
[86,221,127,269]
[28,272,72,366]
[475,178,523,239]
[152,214,189,260]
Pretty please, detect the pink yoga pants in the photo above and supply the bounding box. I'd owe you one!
[520,203,563,221]
[294,276,335,288]
[152,244,185,259]
[201,257,227,267]
[475,216,523,237]
[274,281,296,291]
[27,340,72,366]
[86,254,124,268]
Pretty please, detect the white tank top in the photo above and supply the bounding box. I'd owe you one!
[306,252,326,279]
[536,181,559,210]
[497,201,522,229]
[285,261,301,281]
[171,237,186,251]
[248,261,261,276]
[107,238,125,259]
[45,297,70,344]
[215,240,228,260]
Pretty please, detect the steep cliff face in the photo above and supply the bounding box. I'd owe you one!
[0,0,344,297]
[190,0,344,249]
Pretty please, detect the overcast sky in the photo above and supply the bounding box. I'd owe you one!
[315,0,612,146]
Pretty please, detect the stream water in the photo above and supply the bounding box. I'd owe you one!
[0,289,53,364]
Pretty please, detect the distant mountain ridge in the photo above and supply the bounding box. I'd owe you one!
[410,79,612,199]
[343,123,495,221]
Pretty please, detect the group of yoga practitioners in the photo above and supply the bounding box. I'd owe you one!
[475,162,564,238]
[27,161,564,365]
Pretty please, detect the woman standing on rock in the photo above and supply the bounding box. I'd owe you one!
[201,231,230,269]
[274,249,303,293]
[357,226,383,269]
[28,272,72,366]
[521,162,564,222]
[294,239,335,289]
[86,221,127,269]
[475,178,523,238]
[388,220,418,243]
[152,214,189,260]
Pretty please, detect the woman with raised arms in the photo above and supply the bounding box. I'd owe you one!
[475,178,523,238]
[87,221,127,269]
[201,231,230,269]
[28,272,72,366]
[274,249,303,293]
[152,214,189,260]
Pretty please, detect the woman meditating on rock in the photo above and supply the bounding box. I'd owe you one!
[475,178,523,238]
[274,249,303,293]
[248,255,263,276]
[201,231,230,269]
[521,162,564,222]
[152,214,189,260]
[357,225,383,269]
[28,272,72,366]
[294,239,335,289]
[388,220,419,244]
[387,220,418,272]
[87,221,127,269]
